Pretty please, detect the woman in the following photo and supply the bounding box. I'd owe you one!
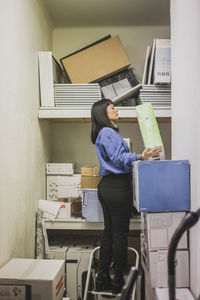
[91,99,162,294]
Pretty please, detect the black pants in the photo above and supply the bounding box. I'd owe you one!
[97,173,132,275]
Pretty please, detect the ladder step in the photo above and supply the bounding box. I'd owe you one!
[89,290,121,296]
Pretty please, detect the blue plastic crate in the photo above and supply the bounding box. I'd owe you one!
[82,189,104,222]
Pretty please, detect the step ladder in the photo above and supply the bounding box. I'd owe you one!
[83,246,139,300]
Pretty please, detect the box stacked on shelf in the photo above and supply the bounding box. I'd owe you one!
[81,166,101,189]
[46,163,74,175]
[141,212,189,289]
[60,35,131,84]
[47,175,82,200]
[82,189,104,222]
[46,163,82,201]
[80,167,104,222]
[133,160,190,212]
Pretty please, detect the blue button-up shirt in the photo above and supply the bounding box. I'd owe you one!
[95,127,138,176]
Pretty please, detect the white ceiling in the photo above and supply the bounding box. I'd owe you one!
[39,0,170,27]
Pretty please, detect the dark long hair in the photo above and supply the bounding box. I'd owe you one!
[91,99,118,144]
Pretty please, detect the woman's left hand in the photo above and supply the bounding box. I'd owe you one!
[142,147,163,160]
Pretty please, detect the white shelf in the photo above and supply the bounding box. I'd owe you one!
[38,106,171,120]
[44,216,141,231]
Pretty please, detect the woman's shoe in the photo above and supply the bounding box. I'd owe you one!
[96,272,112,291]
[112,276,125,294]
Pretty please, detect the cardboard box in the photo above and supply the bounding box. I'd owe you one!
[141,212,188,250]
[81,167,101,189]
[141,248,189,288]
[0,259,65,300]
[81,176,101,189]
[58,198,82,214]
[60,35,131,83]
[81,167,99,176]
[155,288,195,300]
[133,160,190,212]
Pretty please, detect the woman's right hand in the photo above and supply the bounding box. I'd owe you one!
[142,147,163,160]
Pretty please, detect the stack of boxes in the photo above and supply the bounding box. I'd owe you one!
[42,164,104,222]
[81,166,103,222]
[45,233,97,300]
[46,163,82,201]
[132,159,190,300]
[141,212,189,299]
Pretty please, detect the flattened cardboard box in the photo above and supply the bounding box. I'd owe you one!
[61,35,131,83]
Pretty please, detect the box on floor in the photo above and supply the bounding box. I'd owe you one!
[0,259,65,300]
[66,245,94,300]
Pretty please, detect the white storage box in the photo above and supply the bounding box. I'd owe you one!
[141,248,189,288]
[66,245,94,300]
[0,259,65,300]
[155,288,195,300]
[141,212,188,250]
[82,189,104,222]
[47,245,69,260]
[47,175,81,200]
[46,163,74,175]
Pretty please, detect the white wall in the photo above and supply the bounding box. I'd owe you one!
[51,25,171,167]
[171,0,200,297]
[0,0,52,266]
